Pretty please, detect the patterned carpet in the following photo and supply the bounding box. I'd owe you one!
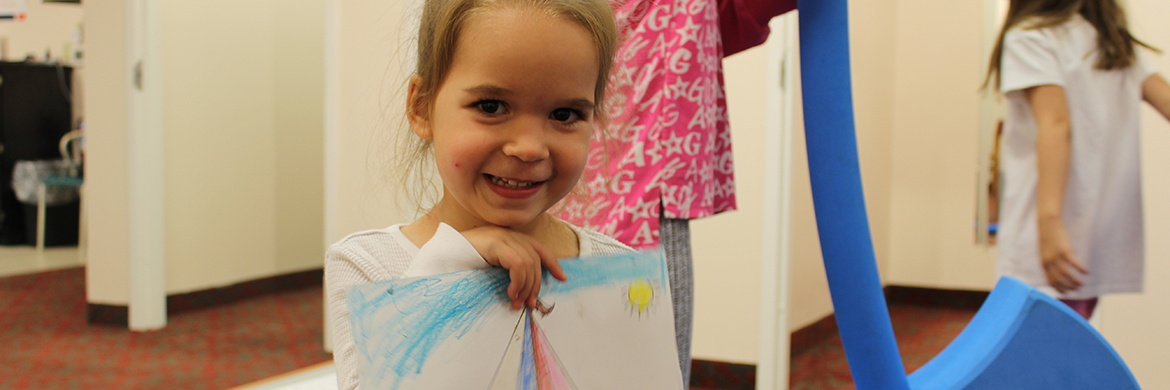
[1,267,977,389]
[786,304,978,389]
[0,267,331,390]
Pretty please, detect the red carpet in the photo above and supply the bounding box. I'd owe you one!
[0,267,331,390]
[1,267,977,389]
[787,304,978,389]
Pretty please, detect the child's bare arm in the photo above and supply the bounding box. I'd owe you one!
[1143,73,1170,122]
[462,226,568,309]
[1028,84,1089,293]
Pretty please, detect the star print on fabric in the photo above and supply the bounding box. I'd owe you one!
[614,64,638,88]
[586,174,607,193]
[555,0,737,248]
[628,197,659,220]
[720,178,736,199]
[644,137,665,165]
[585,198,612,219]
[717,124,733,149]
[675,16,701,48]
[667,78,690,100]
[662,133,687,157]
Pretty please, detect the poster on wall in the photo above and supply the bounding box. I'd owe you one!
[0,0,27,21]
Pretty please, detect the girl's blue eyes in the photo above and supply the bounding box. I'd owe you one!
[472,100,585,124]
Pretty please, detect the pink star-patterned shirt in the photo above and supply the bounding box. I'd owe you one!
[557,0,796,248]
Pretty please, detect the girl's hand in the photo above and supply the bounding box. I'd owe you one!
[1037,216,1089,293]
[463,226,568,309]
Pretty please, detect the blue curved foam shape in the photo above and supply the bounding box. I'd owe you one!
[796,0,1141,389]
[907,277,1139,389]
[797,0,911,388]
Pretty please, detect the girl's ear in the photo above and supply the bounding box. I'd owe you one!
[407,74,433,140]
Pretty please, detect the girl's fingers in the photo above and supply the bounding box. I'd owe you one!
[1067,255,1089,275]
[509,266,524,308]
[531,262,541,307]
[532,242,567,281]
[516,271,532,309]
[1061,258,1085,286]
[530,257,541,307]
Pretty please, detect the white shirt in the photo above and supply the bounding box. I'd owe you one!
[996,15,1157,299]
[324,221,635,390]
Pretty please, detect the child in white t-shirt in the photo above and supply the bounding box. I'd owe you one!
[987,0,1170,319]
[323,1,634,388]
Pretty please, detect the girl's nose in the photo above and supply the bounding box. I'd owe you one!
[502,121,550,162]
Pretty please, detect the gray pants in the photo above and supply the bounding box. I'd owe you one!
[660,218,693,386]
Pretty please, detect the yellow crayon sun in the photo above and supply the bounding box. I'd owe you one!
[627,279,654,315]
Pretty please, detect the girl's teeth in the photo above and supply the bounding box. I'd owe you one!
[490,175,536,189]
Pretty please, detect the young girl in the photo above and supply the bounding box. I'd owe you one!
[988,0,1170,319]
[324,0,632,388]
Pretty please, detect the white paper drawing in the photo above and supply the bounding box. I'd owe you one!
[346,251,681,390]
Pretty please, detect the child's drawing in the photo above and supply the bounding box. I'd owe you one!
[346,251,681,390]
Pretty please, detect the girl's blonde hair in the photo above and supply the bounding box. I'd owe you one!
[394,0,618,212]
[984,0,1159,92]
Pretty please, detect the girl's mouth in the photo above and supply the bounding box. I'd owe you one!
[486,174,543,189]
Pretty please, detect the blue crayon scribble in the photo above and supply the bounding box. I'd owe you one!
[541,251,666,299]
[346,250,666,389]
[347,271,511,389]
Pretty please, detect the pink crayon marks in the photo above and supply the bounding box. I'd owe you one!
[530,312,572,389]
[489,304,577,390]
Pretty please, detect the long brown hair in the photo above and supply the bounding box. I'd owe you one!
[984,0,1158,91]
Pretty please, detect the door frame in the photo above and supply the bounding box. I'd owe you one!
[126,0,166,331]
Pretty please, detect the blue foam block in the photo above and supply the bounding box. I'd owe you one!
[908,277,1139,389]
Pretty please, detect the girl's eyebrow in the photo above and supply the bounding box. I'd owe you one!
[565,98,596,111]
[464,84,512,96]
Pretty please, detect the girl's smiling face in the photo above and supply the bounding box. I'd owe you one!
[409,7,599,231]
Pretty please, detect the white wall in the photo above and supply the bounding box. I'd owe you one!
[1097,0,1170,387]
[85,0,326,303]
[275,0,327,272]
[0,1,81,62]
[160,0,278,293]
[326,0,420,246]
[159,0,325,293]
[691,0,898,363]
[886,0,998,291]
[84,0,131,305]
